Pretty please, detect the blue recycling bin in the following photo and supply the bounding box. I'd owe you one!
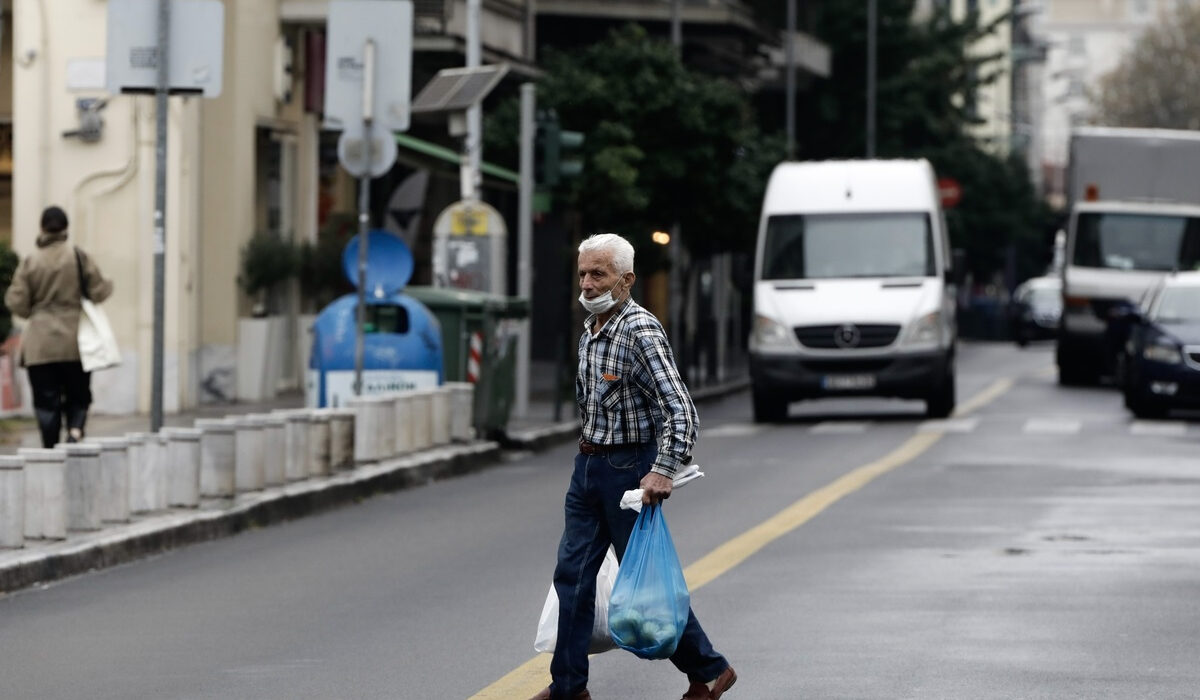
[307,230,444,408]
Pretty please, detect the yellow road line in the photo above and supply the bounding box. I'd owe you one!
[470,378,1013,699]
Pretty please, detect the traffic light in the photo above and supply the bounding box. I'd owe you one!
[535,110,585,188]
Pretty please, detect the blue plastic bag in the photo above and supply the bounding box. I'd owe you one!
[608,504,691,659]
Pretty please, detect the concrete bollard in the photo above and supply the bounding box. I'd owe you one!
[163,428,202,507]
[410,389,434,451]
[195,419,236,497]
[126,433,149,514]
[431,386,452,446]
[325,408,356,471]
[375,396,396,459]
[151,434,170,510]
[259,414,286,487]
[446,382,476,442]
[63,443,103,532]
[0,456,24,548]
[348,396,392,464]
[18,448,67,540]
[93,437,131,523]
[277,410,311,481]
[307,410,332,477]
[392,392,415,456]
[234,415,266,492]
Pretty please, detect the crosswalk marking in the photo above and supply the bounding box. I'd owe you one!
[810,421,871,434]
[704,423,766,438]
[917,417,980,433]
[1022,418,1083,434]
[1130,420,1188,437]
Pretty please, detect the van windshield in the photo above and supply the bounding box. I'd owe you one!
[1072,213,1200,272]
[761,213,935,280]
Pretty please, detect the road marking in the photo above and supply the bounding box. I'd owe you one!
[1023,418,1082,434]
[704,423,766,438]
[917,417,980,433]
[468,377,1014,699]
[1130,420,1188,437]
[810,421,871,434]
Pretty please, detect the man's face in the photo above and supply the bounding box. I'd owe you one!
[578,250,629,299]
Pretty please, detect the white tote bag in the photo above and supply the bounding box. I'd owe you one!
[534,546,619,655]
[74,247,120,372]
[78,298,120,372]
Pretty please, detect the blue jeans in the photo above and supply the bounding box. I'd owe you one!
[549,443,728,698]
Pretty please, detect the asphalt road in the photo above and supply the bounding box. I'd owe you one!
[3,341,1200,699]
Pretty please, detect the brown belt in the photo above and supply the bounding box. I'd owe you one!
[578,439,646,455]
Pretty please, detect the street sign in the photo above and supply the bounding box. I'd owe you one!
[432,200,508,293]
[323,0,413,132]
[106,0,224,96]
[337,128,398,178]
[938,177,962,209]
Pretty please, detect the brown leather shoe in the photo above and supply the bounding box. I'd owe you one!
[527,686,591,700]
[680,665,737,700]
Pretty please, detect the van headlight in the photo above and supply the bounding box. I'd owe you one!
[1143,341,1182,364]
[752,314,794,349]
[902,311,942,347]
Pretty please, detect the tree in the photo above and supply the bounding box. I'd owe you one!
[485,24,782,262]
[1092,3,1200,129]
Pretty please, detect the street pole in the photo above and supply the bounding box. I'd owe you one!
[353,39,376,397]
[786,0,796,159]
[464,0,482,202]
[151,0,170,432]
[866,0,877,159]
[671,0,682,50]
[515,84,535,417]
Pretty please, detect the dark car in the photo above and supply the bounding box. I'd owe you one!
[1116,273,1200,418]
[1009,276,1062,346]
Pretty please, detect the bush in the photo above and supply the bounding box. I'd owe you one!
[297,213,357,311]
[238,232,298,304]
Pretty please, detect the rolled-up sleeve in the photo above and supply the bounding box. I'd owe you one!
[634,329,697,478]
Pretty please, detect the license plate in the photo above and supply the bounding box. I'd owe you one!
[822,374,876,390]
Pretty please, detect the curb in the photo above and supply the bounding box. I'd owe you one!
[0,441,500,593]
[502,375,750,451]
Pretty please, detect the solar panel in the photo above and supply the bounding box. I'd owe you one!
[411,65,509,114]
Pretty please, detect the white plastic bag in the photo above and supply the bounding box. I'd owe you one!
[619,464,704,513]
[534,546,619,654]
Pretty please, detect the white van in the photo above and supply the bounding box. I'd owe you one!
[748,159,958,421]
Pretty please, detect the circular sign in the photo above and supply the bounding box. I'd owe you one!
[337,130,398,178]
[937,177,962,209]
[342,229,414,297]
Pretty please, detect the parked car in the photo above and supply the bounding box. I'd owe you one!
[1114,271,1200,418]
[1009,276,1062,346]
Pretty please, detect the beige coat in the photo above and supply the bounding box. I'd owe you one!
[4,232,113,366]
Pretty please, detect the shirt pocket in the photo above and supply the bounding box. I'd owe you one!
[597,377,625,411]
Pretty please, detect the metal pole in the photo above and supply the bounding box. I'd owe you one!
[866,0,877,159]
[353,39,376,397]
[464,0,482,201]
[515,84,535,417]
[151,0,170,432]
[786,0,796,159]
[671,0,682,49]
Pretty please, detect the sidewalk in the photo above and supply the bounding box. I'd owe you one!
[0,371,748,593]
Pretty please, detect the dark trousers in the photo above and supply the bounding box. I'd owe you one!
[549,443,727,698]
[27,361,92,448]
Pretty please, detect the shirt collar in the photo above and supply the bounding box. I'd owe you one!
[583,298,637,337]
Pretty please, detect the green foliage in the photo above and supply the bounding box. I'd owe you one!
[485,24,782,262]
[237,232,298,299]
[0,241,18,338]
[297,213,357,311]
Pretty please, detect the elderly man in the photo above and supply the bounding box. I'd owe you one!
[531,233,737,700]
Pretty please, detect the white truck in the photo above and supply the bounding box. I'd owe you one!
[1058,127,1200,385]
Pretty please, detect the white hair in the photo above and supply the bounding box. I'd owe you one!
[578,233,635,274]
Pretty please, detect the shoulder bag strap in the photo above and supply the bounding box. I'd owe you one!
[74,247,91,302]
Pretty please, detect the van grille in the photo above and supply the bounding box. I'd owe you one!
[801,359,893,374]
[794,324,900,349]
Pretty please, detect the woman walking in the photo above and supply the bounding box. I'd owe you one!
[5,206,113,447]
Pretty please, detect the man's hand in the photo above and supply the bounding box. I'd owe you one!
[640,472,673,505]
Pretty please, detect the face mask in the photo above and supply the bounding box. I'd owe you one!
[579,282,625,314]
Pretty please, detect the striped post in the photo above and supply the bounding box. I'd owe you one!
[466,331,483,383]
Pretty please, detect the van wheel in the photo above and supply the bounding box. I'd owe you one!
[752,390,788,423]
[925,373,956,419]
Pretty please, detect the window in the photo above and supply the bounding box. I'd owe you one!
[762,213,936,280]
[1073,213,1200,272]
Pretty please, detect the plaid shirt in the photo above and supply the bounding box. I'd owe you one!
[577,299,697,478]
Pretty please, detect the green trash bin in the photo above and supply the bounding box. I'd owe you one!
[404,286,530,438]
